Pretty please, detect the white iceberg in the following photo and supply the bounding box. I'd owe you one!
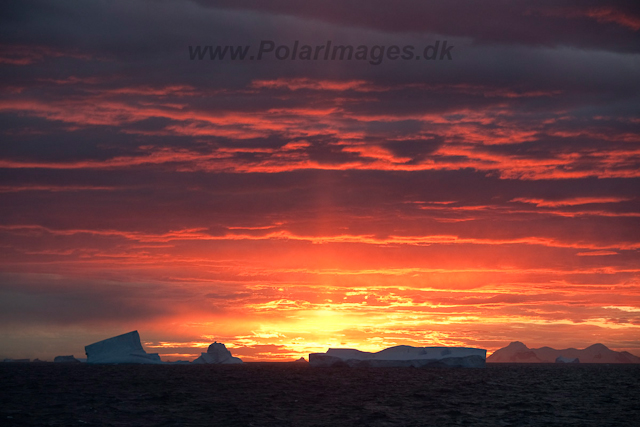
[192,342,243,364]
[85,331,162,364]
[309,345,486,368]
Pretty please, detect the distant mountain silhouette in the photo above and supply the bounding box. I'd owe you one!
[488,342,640,363]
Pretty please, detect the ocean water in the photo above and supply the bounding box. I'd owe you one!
[1,363,639,426]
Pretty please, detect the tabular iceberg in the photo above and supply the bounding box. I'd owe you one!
[85,331,162,364]
[192,342,243,364]
[309,345,486,368]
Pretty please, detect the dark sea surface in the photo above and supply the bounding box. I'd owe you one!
[1,363,639,426]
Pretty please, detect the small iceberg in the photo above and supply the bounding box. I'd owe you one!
[54,355,81,363]
[85,331,162,364]
[309,345,486,368]
[192,342,243,364]
[555,356,580,363]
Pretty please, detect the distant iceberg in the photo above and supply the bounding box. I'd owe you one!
[192,342,243,364]
[556,356,579,363]
[54,355,81,363]
[309,345,486,368]
[85,331,162,364]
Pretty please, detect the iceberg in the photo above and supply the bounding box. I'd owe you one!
[309,345,486,368]
[192,342,243,364]
[85,331,162,364]
[556,356,579,363]
[54,355,81,363]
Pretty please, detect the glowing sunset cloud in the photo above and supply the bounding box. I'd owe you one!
[0,0,639,362]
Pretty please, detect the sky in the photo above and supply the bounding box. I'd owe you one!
[0,0,639,362]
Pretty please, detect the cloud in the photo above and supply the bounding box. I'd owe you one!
[0,0,639,359]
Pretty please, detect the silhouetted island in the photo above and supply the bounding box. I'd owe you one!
[487,342,640,363]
